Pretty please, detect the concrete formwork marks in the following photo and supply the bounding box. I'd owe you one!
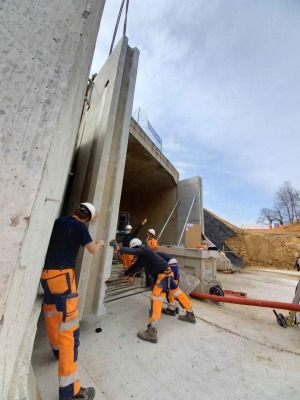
[0,0,105,397]
[65,37,139,318]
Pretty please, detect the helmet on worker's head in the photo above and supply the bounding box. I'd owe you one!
[125,225,132,231]
[79,202,96,220]
[168,258,178,265]
[130,238,142,248]
[147,229,155,237]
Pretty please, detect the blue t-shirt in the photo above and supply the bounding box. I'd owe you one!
[44,216,93,269]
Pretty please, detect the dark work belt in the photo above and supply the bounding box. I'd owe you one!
[43,266,74,271]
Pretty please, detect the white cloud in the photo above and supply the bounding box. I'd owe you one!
[91,0,300,225]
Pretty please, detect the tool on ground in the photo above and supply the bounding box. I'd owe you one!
[177,195,196,247]
[209,285,224,296]
[272,279,300,328]
[208,285,225,306]
[273,310,288,328]
[157,198,180,241]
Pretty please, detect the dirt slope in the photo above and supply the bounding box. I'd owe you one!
[209,213,300,269]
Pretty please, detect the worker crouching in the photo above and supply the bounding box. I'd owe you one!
[109,238,196,344]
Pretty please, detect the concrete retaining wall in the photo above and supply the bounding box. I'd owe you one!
[0,1,105,397]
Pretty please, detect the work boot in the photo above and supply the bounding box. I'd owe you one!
[137,324,158,343]
[162,307,176,316]
[178,311,196,324]
[60,387,96,400]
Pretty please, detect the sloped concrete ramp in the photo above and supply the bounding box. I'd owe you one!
[204,209,243,268]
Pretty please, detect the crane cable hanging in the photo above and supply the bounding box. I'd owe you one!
[109,0,130,56]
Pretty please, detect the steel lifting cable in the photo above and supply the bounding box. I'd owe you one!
[109,0,130,56]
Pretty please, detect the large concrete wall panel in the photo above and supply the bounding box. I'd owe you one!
[0,1,105,397]
[65,37,139,318]
[177,176,204,243]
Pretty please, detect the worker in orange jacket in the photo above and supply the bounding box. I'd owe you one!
[41,203,105,400]
[122,219,147,268]
[147,228,158,250]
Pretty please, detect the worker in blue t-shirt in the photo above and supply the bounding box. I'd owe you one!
[41,202,104,400]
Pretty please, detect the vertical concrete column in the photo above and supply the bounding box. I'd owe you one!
[65,37,139,318]
[177,176,204,242]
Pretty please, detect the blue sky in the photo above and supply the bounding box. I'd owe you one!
[91,0,300,227]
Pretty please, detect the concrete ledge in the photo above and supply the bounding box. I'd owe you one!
[130,118,178,184]
[158,246,217,283]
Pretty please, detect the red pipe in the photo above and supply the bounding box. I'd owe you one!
[190,291,300,312]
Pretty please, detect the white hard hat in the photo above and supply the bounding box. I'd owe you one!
[130,238,142,248]
[168,258,178,265]
[79,202,96,219]
[125,225,132,230]
[147,229,155,236]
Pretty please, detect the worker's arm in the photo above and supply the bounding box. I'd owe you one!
[124,259,143,276]
[109,240,145,256]
[85,240,105,255]
[132,219,147,237]
[119,246,145,256]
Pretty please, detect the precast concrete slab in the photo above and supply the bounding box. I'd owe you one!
[32,269,300,400]
[0,1,105,397]
[177,176,204,243]
[64,37,139,318]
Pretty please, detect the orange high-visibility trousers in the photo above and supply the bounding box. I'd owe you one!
[167,264,179,307]
[149,270,192,322]
[41,269,80,398]
[123,253,135,268]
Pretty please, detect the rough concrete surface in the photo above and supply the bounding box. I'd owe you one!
[0,0,105,397]
[177,176,204,243]
[33,269,300,399]
[64,37,139,319]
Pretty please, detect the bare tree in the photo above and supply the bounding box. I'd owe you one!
[272,204,285,226]
[274,181,300,224]
[257,208,276,228]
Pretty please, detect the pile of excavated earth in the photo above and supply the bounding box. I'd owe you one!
[206,210,300,269]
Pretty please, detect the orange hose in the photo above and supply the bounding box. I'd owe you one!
[190,291,300,312]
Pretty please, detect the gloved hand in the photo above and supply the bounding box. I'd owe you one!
[109,239,118,249]
[119,270,126,277]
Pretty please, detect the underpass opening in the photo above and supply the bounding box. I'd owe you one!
[118,119,179,245]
